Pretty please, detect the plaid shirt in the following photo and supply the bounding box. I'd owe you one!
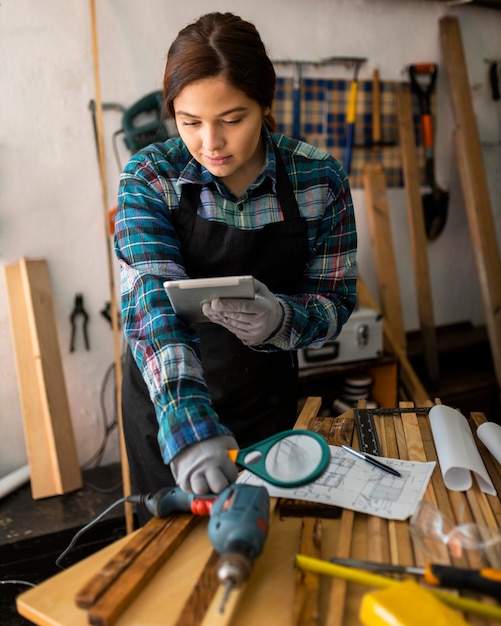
[114,128,357,463]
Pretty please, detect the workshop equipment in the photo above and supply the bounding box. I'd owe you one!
[121,91,169,153]
[354,406,431,457]
[408,63,449,240]
[330,556,501,599]
[342,56,367,175]
[17,402,501,625]
[273,56,367,153]
[298,306,382,369]
[139,484,270,614]
[273,60,309,140]
[360,579,470,626]
[295,555,501,621]
[485,58,501,146]
[69,293,89,352]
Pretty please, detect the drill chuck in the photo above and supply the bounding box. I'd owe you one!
[217,542,255,587]
[217,548,254,615]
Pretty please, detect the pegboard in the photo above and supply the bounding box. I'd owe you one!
[273,77,430,188]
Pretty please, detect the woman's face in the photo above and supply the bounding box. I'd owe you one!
[173,77,269,197]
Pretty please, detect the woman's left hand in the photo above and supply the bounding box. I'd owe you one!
[202,279,284,345]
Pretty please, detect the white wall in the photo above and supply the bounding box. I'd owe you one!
[1,0,500,477]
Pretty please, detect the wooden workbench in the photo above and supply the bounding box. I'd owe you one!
[17,399,501,626]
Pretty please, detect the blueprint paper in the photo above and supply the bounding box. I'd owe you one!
[477,421,501,465]
[238,446,435,521]
[429,405,496,496]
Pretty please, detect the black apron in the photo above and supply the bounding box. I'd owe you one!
[122,144,309,503]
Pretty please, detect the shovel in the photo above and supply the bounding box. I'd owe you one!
[409,63,449,240]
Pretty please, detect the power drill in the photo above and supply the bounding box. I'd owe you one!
[135,484,270,613]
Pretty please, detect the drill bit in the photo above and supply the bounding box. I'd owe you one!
[218,578,235,614]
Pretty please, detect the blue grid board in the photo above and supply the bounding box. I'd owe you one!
[274,77,428,188]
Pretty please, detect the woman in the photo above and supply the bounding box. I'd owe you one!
[114,12,357,521]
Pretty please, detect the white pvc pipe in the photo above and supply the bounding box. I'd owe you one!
[0,464,30,500]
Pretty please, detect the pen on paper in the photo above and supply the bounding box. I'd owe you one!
[342,445,402,478]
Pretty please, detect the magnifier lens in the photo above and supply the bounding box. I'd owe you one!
[264,434,324,482]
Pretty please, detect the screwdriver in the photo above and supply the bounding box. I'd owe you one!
[330,557,501,599]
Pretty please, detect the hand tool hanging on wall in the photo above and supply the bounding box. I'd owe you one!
[69,294,90,352]
[273,60,310,140]
[340,56,367,175]
[484,58,501,146]
[88,99,124,161]
[408,63,449,240]
[273,56,367,148]
[292,62,304,140]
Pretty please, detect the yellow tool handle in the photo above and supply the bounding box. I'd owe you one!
[347,81,359,124]
[295,555,501,622]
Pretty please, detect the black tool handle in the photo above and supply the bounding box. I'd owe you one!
[489,61,500,101]
[425,564,501,599]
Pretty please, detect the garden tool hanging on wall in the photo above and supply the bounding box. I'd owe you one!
[409,63,449,240]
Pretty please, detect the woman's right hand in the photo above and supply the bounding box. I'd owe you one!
[170,435,239,494]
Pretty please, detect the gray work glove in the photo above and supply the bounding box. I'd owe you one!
[202,278,284,346]
[170,435,239,494]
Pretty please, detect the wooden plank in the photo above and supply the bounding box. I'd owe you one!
[396,84,440,389]
[293,518,322,625]
[20,259,82,494]
[87,514,200,626]
[173,550,220,626]
[4,258,82,498]
[440,15,501,391]
[4,263,56,495]
[75,516,168,609]
[362,163,407,353]
[294,396,322,430]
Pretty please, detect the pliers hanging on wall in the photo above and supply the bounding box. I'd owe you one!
[70,293,90,352]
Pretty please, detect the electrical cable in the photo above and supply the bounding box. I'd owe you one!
[55,496,129,568]
[0,580,36,589]
[80,361,118,473]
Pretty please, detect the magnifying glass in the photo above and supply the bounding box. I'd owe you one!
[229,429,330,488]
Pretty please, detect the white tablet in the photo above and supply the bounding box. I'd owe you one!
[164,275,255,323]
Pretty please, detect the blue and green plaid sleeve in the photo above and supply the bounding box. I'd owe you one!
[114,146,233,465]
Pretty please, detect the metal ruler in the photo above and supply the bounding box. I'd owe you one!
[354,407,431,456]
[354,408,382,456]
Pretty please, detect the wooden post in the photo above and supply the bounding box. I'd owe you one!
[88,0,134,532]
[440,16,501,394]
[362,163,407,354]
[396,83,440,389]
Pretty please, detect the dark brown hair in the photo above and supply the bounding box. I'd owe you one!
[163,13,277,131]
